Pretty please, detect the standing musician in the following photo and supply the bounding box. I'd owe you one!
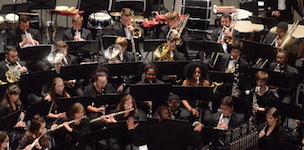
[7,15,40,49]
[16,115,48,150]
[63,14,92,41]
[51,102,90,149]
[268,50,299,104]
[159,11,189,57]
[45,77,70,126]
[209,12,239,53]
[0,131,9,150]
[0,46,27,84]
[264,21,299,66]
[181,62,211,125]
[264,0,304,23]
[258,107,288,150]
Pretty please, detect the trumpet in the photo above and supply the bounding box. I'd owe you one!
[25,30,35,46]
[90,108,134,123]
[166,14,189,47]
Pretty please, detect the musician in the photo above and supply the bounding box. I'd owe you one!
[181,62,211,124]
[7,15,40,49]
[264,21,299,66]
[52,102,90,149]
[0,131,9,150]
[264,0,304,23]
[208,96,245,130]
[63,14,92,41]
[0,46,27,83]
[107,37,135,63]
[217,40,249,73]
[249,71,279,125]
[268,50,299,104]
[166,94,191,122]
[126,105,202,150]
[136,64,164,85]
[164,36,185,61]
[159,11,188,57]
[258,107,288,150]
[16,115,48,150]
[209,12,239,53]
[55,41,78,66]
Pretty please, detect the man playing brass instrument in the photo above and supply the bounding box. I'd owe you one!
[0,46,27,83]
[264,21,298,66]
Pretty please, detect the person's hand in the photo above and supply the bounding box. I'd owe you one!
[97,106,106,113]
[117,84,124,93]
[63,121,72,132]
[277,39,283,47]
[170,29,178,36]
[74,35,85,41]
[20,66,28,73]
[259,129,265,138]
[193,123,203,132]
[223,26,232,36]
[58,112,66,118]
[252,103,259,111]
[217,121,228,130]
[32,39,39,45]
[127,25,134,32]
[126,116,139,130]
[273,11,281,17]
[51,124,58,129]
[191,108,199,117]
[15,121,26,128]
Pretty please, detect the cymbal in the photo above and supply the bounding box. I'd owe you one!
[110,12,121,17]
[133,15,144,22]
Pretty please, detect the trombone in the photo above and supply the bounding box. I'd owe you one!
[166,14,189,47]
[154,43,173,61]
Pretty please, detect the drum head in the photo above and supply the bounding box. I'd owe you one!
[0,16,4,24]
[5,13,19,23]
[55,6,69,11]
[89,12,111,20]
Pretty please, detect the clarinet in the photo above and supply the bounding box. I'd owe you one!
[251,86,260,123]
[231,64,240,97]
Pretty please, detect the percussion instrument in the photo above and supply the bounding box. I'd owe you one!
[5,13,19,29]
[0,16,4,29]
[213,5,237,14]
[55,6,69,11]
[109,12,121,17]
[132,15,144,23]
[88,12,112,29]
[270,24,304,39]
[235,9,252,20]
[234,20,264,33]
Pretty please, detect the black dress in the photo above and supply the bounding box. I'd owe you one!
[16,134,49,150]
[258,123,288,150]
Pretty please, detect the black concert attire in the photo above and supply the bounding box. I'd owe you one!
[63,27,93,41]
[208,111,245,129]
[249,87,279,125]
[16,135,49,150]
[264,0,304,23]
[269,62,299,103]
[209,27,240,53]
[128,119,201,150]
[153,107,191,122]
[264,32,299,66]
[258,123,288,150]
[159,24,189,58]
[135,79,164,85]
[52,118,90,149]
[0,59,27,83]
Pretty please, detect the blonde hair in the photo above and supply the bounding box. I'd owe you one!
[165,11,180,20]
[72,14,83,23]
[115,37,128,47]
[121,8,133,17]
[56,40,68,49]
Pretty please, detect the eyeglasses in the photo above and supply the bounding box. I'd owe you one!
[124,103,133,107]
[55,85,65,89]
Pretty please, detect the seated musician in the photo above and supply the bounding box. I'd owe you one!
[208,96,245,130]
[16,115,48,150]
[166,94,191,122]
[126,105,202,150]
[217,40,249,73]
[45,77,70,125]
[63,14,92,41]
[51,102,90,149]
[0,131,9,150]
[107,37,135,63]
[181,62,211,125]
[209,12,239,53]
[249,71,279,125]
[0,85,26,149]
[0,46,27,84]
[264,21,298,66]
[136,64,164,85]
[158,36,185,61]
[268,50,299,104]
[7,15,40,49]
[258,107,288,150]
[159,11,188,57]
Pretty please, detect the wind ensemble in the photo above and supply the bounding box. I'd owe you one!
[0,0,304,149]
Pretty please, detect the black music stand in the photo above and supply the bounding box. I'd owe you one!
[246,68,288,88]
[112,0,145,13]
[268,100,304,121]
[208,71,234,83]
[18,70,57,88]
[66,40,101,55]
[233,97,252,120]
[187,40,204,51]
[102,62,144,76]
[130,83,171,102]
[93,93,127,107]
[143,39,165,62]
[202,41,225,53]
[201,127,229,148]
[249,15,278,31]
[57,96,92,113]
[19,44,52,61]
[59,63,98,80]
[0,110,21,131]
[0,3,32,14]
[24,100,52,121]
[102,35,120,50]
[172,85,214,101]
[153,61,190,76]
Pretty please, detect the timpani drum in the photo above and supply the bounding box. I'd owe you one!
[234,9,252,20]
[270,24,304,39]
[88,12,113,29]
[55,6,69,11]
[5,13,19,29]
[234,20,264,33]
[0,16,4,29]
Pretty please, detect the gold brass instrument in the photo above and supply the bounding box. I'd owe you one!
[278,20,299,50]
[104,44,122,63]
[5,61,23,83]
[166,14,190,46]
[211,81,224,94]
[130,17,144,39]
[154,43,173,61]
[90,108,134,123]
[221,11,239,45]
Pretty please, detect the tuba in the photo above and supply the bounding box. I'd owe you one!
[154,43,173,61]
[166,14,189,47]
[104,44,122,63]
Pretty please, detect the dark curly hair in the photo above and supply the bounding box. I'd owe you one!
[183,62,208,80]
